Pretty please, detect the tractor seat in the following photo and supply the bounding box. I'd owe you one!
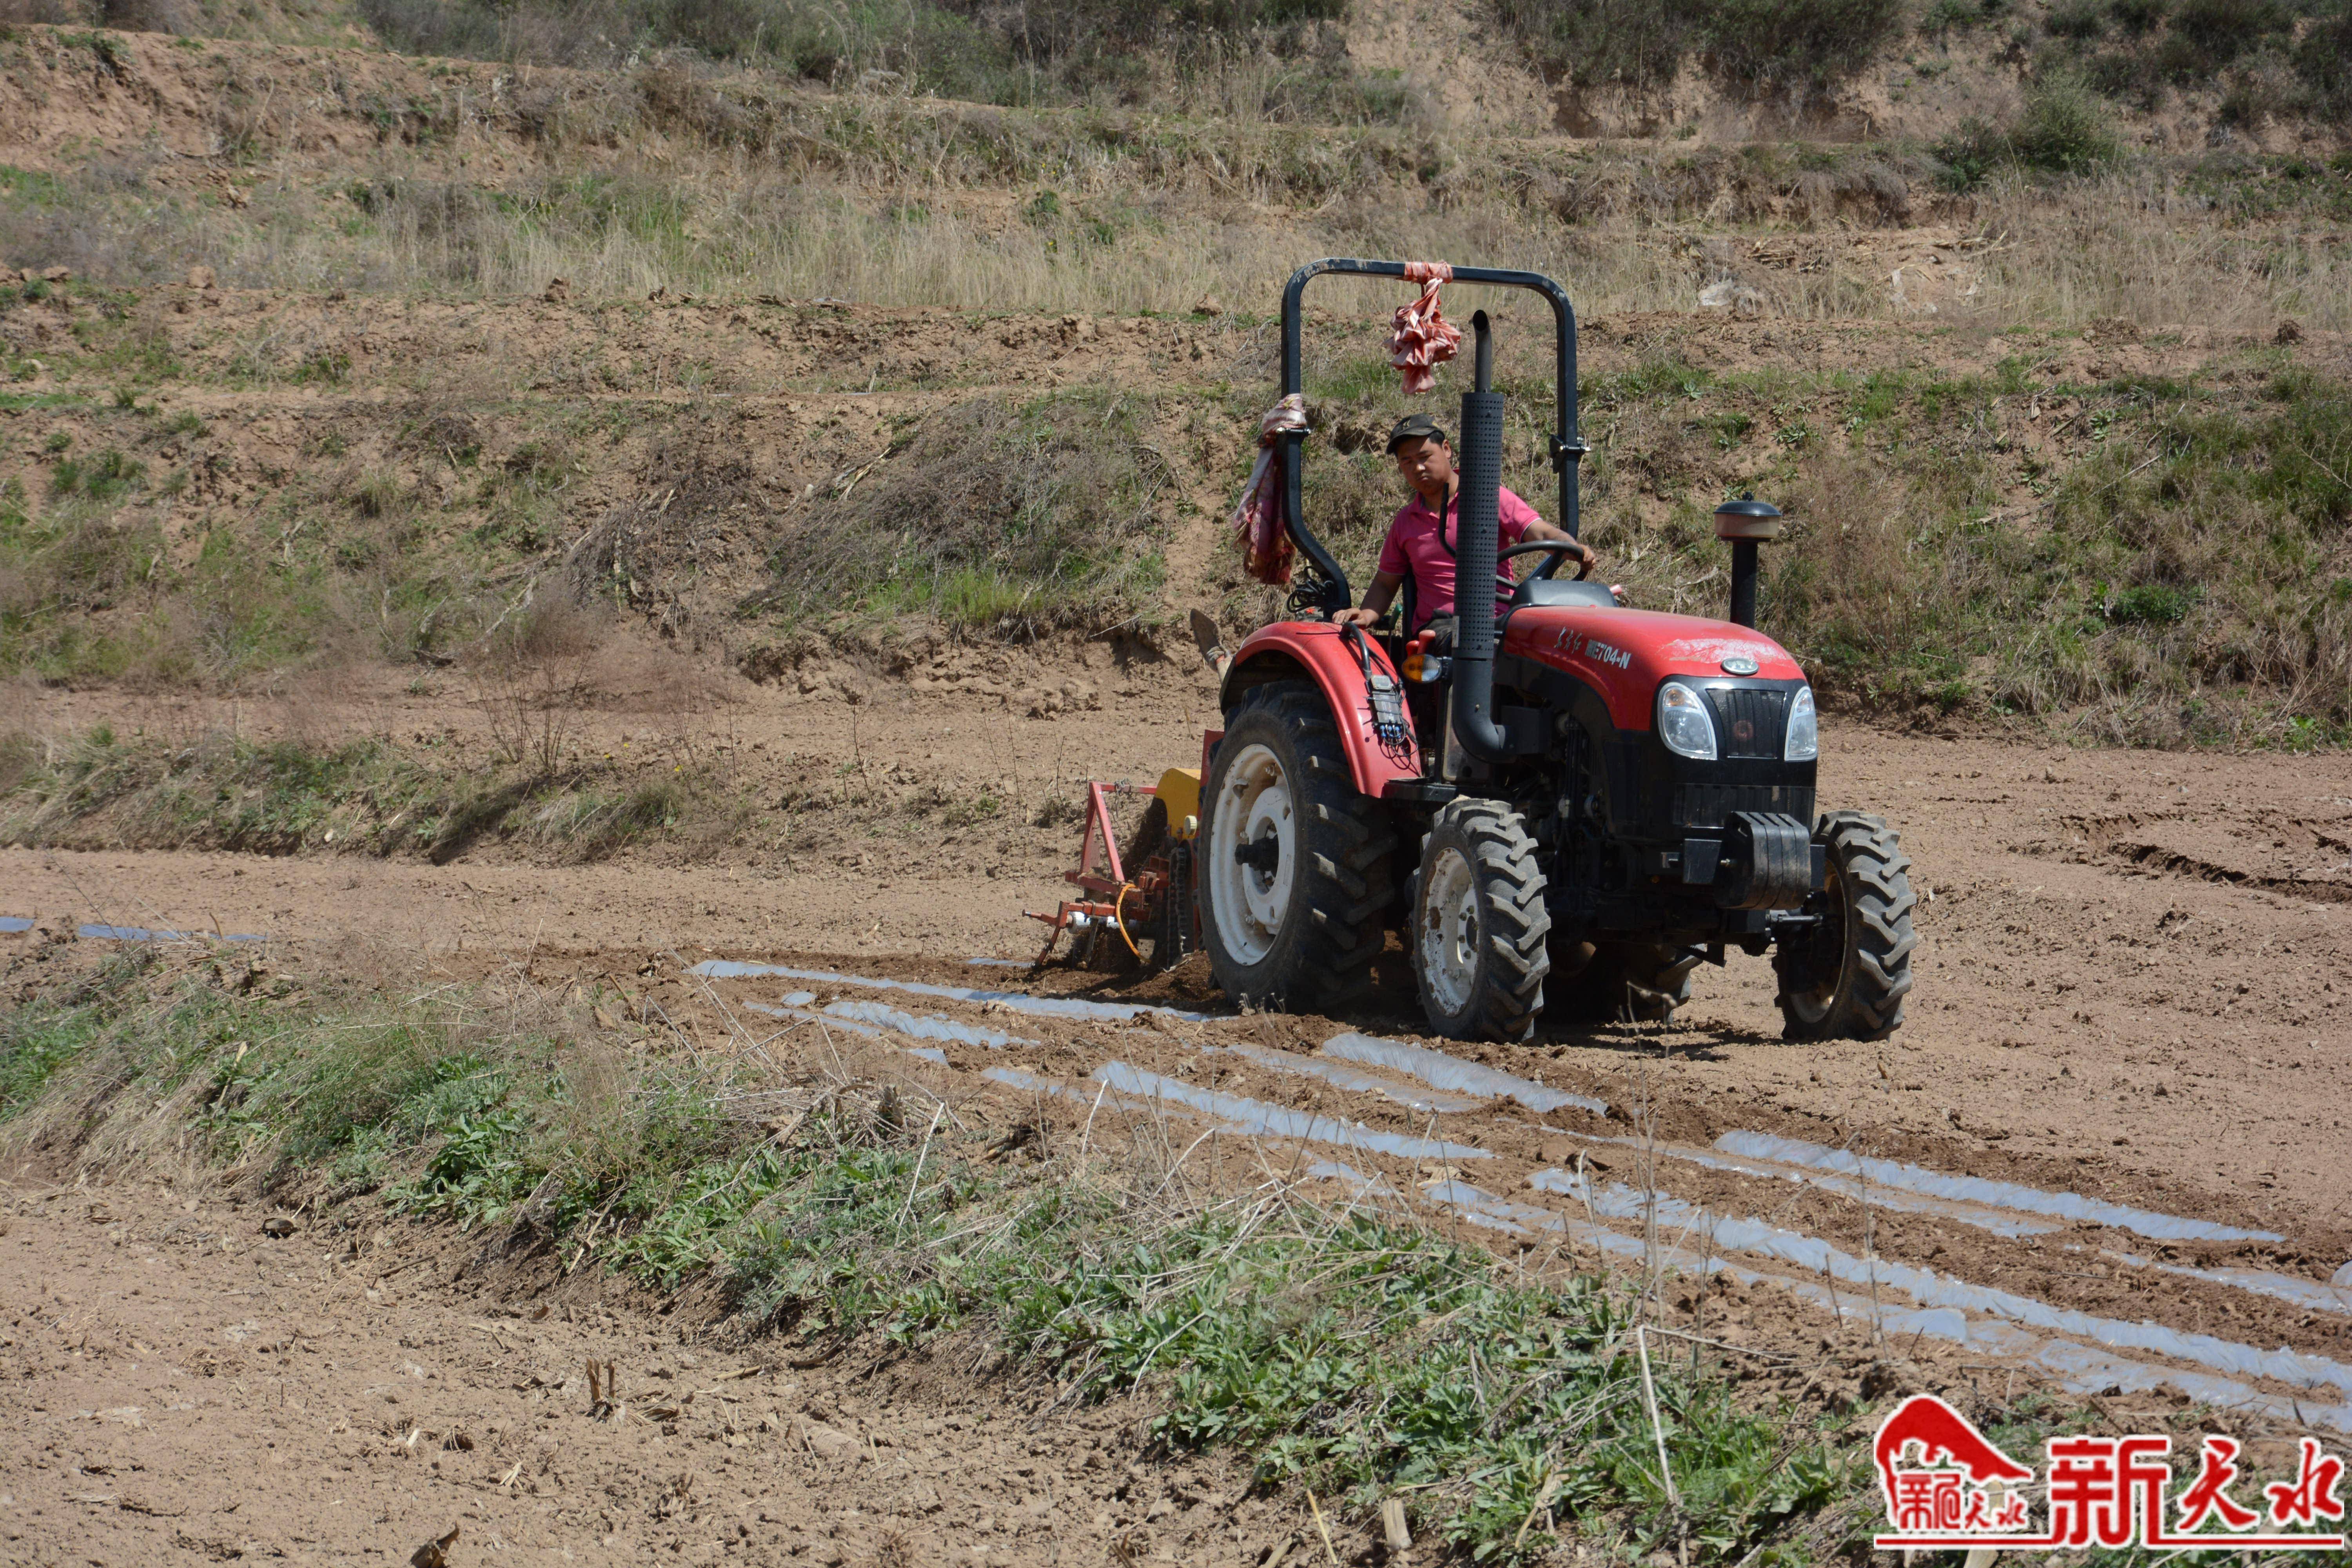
[1511,578,1619,611]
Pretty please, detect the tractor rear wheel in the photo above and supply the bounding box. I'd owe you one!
[1412,799,1550,1041]
[1775,811,1916,1042]
[1200,681,1396,1013]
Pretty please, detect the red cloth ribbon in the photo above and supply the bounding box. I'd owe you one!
[1388,260,1460,395]
[1230,394,1310,586]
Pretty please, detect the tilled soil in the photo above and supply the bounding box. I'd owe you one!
[0,1176,1297,1567]
[8,710,2346,1221]
[8,701,2352,1431]
[7,702,2352,1558]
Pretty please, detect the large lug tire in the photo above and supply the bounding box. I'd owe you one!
[1775,810,1917,1042]
[1547,938,1698,1024]
[1412,799,1551,1042]
[1199,681,1396,1013]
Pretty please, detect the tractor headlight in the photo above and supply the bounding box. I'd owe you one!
[1784,686,1818,761]
[1655,681,1717,760]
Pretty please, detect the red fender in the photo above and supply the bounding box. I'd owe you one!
[1217,622,1423,799]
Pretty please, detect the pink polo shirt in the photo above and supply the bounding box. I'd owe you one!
[1375,485,1543,630]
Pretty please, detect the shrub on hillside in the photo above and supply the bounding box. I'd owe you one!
[1935,76,2120,188]
[1494,0,1901,93]
[2005,75,2122,170]
[2152,0,2289,77]
[2029,0,2352,124]
[2294,0,2352,122]
[360,0,1368,112]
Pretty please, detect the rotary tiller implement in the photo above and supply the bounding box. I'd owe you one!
[1027,766,1206,969]
[1176,258,1917,1042]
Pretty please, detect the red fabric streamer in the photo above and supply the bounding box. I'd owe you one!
[1387,260,1460,395]
[1229,394,1310,586]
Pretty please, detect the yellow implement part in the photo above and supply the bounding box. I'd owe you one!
[1155,768,1202,837]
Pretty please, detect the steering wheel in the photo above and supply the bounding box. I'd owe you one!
[1500,539,1594,582]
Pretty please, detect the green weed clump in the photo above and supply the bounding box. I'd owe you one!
[0,963,1864,1563]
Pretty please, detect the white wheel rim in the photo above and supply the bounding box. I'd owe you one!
[1208,742,1295,967]
[1418,844,1480,1017]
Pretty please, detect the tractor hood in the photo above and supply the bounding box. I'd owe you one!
[1503,605,1805,733]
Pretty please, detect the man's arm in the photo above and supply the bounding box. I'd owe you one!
[1517,519,1596,569]
[1334,570,1406,627]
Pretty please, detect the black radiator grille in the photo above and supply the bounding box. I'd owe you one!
[1708,687,1790,758]
[1674,784,1815,831]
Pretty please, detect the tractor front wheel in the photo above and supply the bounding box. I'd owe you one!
[1775,811,1917,1041]
[1412,799,1550,1041]
[1200,681,1396,1013]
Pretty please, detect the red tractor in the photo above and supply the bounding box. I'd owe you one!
[1196,259,1916,1041]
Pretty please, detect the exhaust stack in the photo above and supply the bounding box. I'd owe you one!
[1714,494,1783,629]
[1449,311,1514,764]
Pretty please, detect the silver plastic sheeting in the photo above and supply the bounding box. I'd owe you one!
[979,1065,1211,1129]
[1530,1168,2352,1399]
[1422,1177,2352,1434]
[1559,1127,2338,1316]
[825,999,1036,1051]
[2116,1253,2352,1318]
[1714,1130,2283,1244]
[78,924,267,942]
[1303,1161,1396,1196]
[742,1002,948,1067]
[1319,1031,1606,1116]
[690,961,1212,1023]
[1216,1042,1485,1114]
[1570,1129,2061,1238]
[1090,1061,1492,1162]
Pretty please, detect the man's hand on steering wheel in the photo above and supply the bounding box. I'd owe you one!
[1501,536,1599,581]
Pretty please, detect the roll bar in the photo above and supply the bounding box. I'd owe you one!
[1276,258,1585,615]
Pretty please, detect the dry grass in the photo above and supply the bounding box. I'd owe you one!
[1,37,2344,332]
[74,157,2339,333]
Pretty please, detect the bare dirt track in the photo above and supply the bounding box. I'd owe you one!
[0,1175,1293,1568]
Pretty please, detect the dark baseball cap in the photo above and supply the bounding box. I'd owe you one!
[1386,414,1449,454]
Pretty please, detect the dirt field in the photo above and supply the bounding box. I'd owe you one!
[10,688,2350,1206]
[9,685,2351,1470]
[0,1171,1296,1567]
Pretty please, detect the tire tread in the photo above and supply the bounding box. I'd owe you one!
[1777,809,1916,1042]
[1201,682,1396,1013]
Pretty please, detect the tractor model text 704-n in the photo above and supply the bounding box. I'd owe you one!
[1041,259,1916,1043]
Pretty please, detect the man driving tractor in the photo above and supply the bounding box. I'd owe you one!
[1332,414,1594,642]
[1196,412,1597,675]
